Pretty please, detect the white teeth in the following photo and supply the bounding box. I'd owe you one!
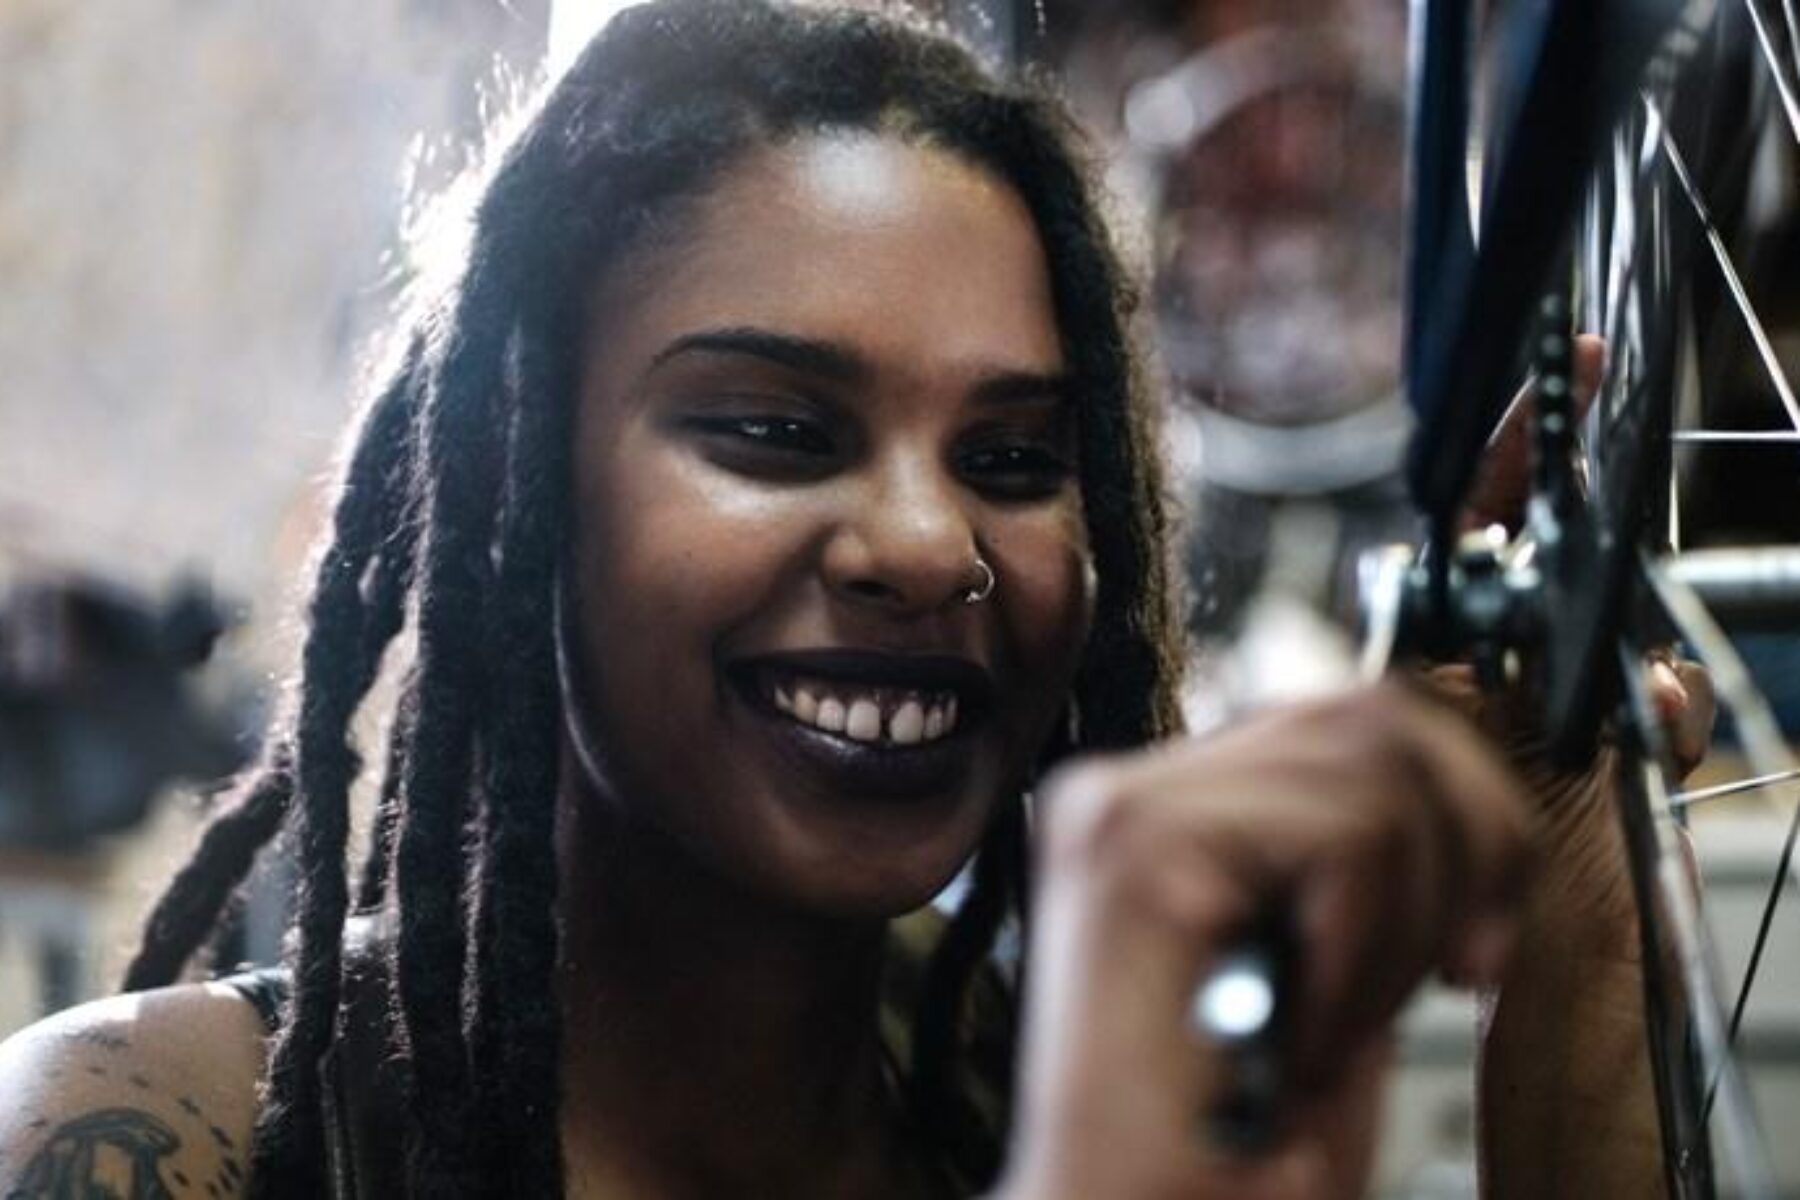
[846,699,882,742]
[765,674,962,745]
[889,701,925,745]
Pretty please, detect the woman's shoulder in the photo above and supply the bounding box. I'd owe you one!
[0,981,266,1196]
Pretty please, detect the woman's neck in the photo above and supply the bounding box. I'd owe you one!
[554,777,924,1199]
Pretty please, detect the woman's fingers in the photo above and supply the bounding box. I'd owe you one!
[1007,686,1533,1198]
[1279,689,1530,1070]
[1461,333,1606,533]
[1647,655,1716,780]
[1010,757,1264,1196]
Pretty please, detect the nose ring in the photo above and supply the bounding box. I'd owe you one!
[961,558,997,605]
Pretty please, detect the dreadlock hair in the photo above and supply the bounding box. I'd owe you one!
[124,2,1184,1195]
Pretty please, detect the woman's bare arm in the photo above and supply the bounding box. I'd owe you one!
[0,984,265,1199]
[1478,810,1666,1199]
[1474,658,1713,1199]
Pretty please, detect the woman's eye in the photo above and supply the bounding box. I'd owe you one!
[684,412,838,474]
[712,416,833,453]
[957,442,1074,499]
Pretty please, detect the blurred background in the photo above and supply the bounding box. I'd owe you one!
[0,0,547,1020]
[1,1,1796,1195]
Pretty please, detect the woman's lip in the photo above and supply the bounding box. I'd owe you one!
[724,650,990,800]
[736,692,981,800]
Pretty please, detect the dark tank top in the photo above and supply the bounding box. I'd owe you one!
[218,910,1011,1197]
[220,965,288,1031]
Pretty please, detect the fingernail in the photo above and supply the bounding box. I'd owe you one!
[1651,660,1689,718]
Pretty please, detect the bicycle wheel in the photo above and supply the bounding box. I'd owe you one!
[1400,2,1800,1196]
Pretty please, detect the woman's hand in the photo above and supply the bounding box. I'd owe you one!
[998,685,1533,1200]
[1459,333,1605,536]
[1464,654,1714,1200]
[1431,330,1719,1198]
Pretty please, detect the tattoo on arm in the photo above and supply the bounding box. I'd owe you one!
[59,1031,129,1055]
[6,1091,245,1199]
[8,1108,180,1199]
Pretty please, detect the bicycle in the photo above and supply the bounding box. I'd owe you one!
[1394,1,1800,1195]
[1043,0,1795,1187]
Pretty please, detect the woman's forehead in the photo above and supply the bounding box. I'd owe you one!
[581,132,1067,390]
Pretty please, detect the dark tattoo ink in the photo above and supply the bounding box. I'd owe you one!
[128,1075,151,1091]
[61,1030,128,1054]
[171,1170,190,1187]
[82,1066,106,1079]
[175,1098,200,1119]
[207,1126,233,1152]
[11,1107,179,1199]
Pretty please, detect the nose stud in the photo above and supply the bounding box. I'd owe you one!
[961,558,997,606]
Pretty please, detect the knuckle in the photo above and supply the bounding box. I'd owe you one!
[1361,683,1431,756]
[1038,753,1253,938]
[1299,686,1432,792]
[1312,683,1418,752]
[1338,804,1413,881]
[1038,758,1140,870]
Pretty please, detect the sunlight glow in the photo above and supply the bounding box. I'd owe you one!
[548,0,648,81]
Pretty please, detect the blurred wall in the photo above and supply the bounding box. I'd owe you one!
[0,0,546,1033]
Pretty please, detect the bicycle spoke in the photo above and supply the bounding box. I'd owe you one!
[1742,0,1800,142]
[1782,0,1800,81]
[1672,767,1800,807]
[1660,117,1800,432]
[1722,787,1800,1051]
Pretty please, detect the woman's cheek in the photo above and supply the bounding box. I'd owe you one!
[586,444,809,597]
[995,504,1094,668]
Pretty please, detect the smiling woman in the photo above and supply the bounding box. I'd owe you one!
[0,2,1653,1198]
[0,4,1177,1196]
[564,135,1093,919]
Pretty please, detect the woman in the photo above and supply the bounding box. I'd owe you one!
[0,3,1685,1196]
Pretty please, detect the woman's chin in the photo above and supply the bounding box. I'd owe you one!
[735,841,978,925]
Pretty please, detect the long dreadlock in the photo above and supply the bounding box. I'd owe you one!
[125,3,1184,1195]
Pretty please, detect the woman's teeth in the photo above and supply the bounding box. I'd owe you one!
[771,680,959,746]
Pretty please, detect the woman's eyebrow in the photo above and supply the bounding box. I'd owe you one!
[646,326,869,383]
[969,370,1074,408]
[642,326,1070,405]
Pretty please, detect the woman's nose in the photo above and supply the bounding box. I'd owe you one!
[822,455,980,615]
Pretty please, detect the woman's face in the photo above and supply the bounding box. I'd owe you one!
[567,133,1094,917]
